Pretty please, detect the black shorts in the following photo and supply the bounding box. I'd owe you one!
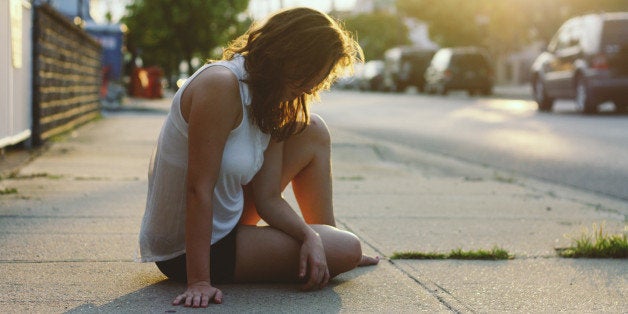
[155,226,238,284]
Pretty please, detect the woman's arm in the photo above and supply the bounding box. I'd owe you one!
[172,67,242,307]
[251,140,330,291]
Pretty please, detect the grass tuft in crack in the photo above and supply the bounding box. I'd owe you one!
[556,223,627,258]
[0,187,18,195]
[391,246,512,260]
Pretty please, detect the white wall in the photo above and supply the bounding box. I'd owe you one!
[1,0,32,148]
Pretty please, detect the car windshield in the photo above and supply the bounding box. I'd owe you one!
[602,19,628,45]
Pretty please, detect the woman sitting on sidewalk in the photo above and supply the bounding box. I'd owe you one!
[138,7,379,308]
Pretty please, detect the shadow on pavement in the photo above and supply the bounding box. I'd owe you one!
[63,269,363,313]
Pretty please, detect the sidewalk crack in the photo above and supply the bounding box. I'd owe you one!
[337,219,474,313]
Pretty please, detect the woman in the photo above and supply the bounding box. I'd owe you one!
[138,7,378,308]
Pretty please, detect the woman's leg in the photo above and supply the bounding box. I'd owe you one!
[238,114,379,266]
[278,114,378,265]
[233,224,362,283]
[282,113,336,224]
[238,113,334,226]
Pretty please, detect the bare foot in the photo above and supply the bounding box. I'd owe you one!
[358,254,379,266]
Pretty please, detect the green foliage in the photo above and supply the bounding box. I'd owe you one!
[391,246,512,260]
[396,0,628,56]
[557,223,628,258]
[341,12,410,61]
[122,0,250,83]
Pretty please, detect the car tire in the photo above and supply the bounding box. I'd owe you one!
[533,78,554,112]
[396,83,406,93]
[438,84,448,95]
[575,76,597,114]
[614,99,628,113]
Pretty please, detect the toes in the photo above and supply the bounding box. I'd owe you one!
[358,255,380,266]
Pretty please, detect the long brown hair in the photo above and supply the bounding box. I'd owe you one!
[223,7,363,140]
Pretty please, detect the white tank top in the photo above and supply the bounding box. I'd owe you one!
[138,55,271,262]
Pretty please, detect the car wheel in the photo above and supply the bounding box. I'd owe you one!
[575,76,597,114]
[614,99,628,113]
[533,78,554,112]
[438,84,448,95]
[396,83,406,93]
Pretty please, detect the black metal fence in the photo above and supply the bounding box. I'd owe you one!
[32,4,102,145]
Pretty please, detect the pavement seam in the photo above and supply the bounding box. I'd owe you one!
[337,219,472,313]
[390,259,475,314]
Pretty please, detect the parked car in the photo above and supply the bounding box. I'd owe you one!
[383,46,437,92]
[424,47,493,96]
[334,63,363,90]
[530,12,628,113]
[358,60,385,91]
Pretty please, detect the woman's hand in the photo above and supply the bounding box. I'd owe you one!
[299,231,330,291]
[173,281,223,307]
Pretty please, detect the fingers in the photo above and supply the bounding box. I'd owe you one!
[299,249,308,279]
[213,289,223,304]
[172,288,223,308]
[172,293,186,305]
[322,267,330,287]
[301,257,330,291]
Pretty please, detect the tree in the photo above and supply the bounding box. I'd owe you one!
[396,0,483,47]
[341,12,410,61]
[396,0,628,56]
[122,0,250,86]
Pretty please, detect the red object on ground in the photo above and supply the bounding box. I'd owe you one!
[130,66,164,98]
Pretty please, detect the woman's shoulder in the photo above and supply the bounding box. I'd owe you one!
[195,65,238,89]
[179,64,243,123]
[184,65,240,101]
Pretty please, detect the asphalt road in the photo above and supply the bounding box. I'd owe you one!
[314,89,628,201]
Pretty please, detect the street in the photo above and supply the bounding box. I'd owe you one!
[314,89,628,201]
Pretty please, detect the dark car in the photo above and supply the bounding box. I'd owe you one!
[424,47,493,96]
[530,12,628,114]
[358,60,385,91]
[383,46,437,92]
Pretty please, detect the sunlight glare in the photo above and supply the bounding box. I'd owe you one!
[450,99,537,123]
[485,129,574,159]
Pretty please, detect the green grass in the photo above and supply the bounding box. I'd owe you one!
[391,246,512,260]
[493,172,516,184]
[337,175,365,181]
[0,187,18,195]
[391,251,447,259]
[556,223,628,258]
[8,172,62,180]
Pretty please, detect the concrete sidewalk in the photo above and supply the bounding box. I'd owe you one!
[0,95,626,313]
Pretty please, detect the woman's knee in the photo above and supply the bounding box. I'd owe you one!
[314,225,362,275]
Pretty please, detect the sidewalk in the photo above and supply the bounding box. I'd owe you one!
[0,95,626,312]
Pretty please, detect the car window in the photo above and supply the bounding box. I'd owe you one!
[602,19,628,46]
[431,50,450,69]
[556,24,574,50]
[452,54,488,70]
